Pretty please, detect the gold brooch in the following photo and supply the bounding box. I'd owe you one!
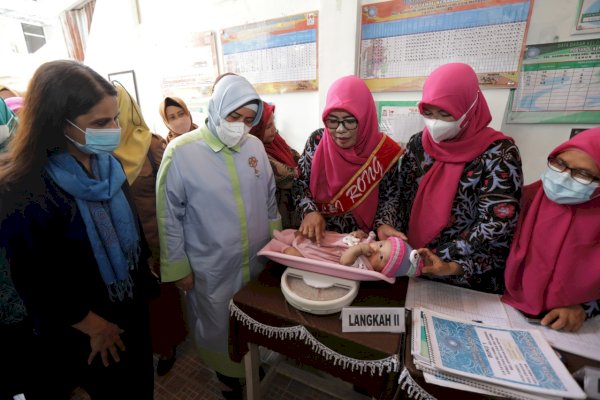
[248,156,260,177]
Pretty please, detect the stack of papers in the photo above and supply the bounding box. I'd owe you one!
[411,308,586,399]
[406,279,600,361]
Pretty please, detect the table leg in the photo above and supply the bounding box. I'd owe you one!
[244,343,261,399]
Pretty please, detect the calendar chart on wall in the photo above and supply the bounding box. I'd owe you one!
[360,0,533,92]
[221,12,318,94]
[507,39,600,124]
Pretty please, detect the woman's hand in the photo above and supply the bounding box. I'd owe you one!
[377,224,407,240]
[73,312,126,367]
[175,273,194,292]
[298,211,326,245]
[541,305,586,332]
[417,248,463,277]
[350,230,368,239]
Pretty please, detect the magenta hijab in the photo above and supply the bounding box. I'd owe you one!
[310,75,384,231]
[502,128,600,315]
[408,63,511,248]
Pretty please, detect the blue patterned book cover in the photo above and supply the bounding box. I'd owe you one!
[424,311,585,399]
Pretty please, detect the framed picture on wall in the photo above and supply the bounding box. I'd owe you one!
[108,70,139,105]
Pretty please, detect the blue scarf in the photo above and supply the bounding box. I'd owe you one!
[45,152,139,301]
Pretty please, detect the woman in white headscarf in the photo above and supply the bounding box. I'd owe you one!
[156,74,280,397]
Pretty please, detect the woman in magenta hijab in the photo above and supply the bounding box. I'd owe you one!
[292,75,403,242]
[503,128,600,332]
[397,63,523,294]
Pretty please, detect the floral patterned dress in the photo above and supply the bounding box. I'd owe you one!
[292,128,400,234]
[398,132,523,294]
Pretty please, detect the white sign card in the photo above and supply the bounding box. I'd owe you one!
[341,307,405,333]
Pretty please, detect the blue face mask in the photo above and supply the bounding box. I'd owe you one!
[541,167,598,205]
[65,119,121,154]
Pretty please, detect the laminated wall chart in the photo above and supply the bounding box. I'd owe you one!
[575,0,600,34]
[360,0,533,91]
[507,39,600,123]
[220,12,318,94]
[159,31,219,115]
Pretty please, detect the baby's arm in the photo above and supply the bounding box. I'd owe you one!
[340,243,372,266]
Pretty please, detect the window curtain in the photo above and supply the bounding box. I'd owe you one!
[60,0,96,62]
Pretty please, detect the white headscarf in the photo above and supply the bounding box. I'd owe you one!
[207,75,263,137]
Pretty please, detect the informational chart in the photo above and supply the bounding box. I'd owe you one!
[158,31,219,117]
[221,12,318,94]
[508,39,600,124]
[359,0,533,91]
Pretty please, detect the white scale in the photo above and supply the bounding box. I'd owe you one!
[280,267,359,315]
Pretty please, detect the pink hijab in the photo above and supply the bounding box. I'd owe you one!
[310,75,384,231]
[408,63,511,248]
[502,128,600,315]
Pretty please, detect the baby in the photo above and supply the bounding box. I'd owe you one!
[271,229,423,278]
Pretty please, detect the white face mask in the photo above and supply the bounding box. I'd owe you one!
[0,125,10,144]
[216,120,251,148]
[424,118,464,143]
[0,115,16,144]
[423,94,478,143]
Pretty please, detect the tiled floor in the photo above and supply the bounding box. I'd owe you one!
[71,336,371,400]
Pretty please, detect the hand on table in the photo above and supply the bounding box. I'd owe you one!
[541,305,586,332]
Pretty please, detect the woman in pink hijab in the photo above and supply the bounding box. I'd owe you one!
[292,75,404,243]
[397,63,523,294]
[503,128,600,332]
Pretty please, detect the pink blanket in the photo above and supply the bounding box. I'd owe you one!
[259,230,396,284]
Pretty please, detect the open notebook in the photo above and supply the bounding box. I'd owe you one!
[405,278,600,362]
[412,307,586,400]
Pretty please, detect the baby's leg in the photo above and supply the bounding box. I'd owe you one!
[283,247,304,257]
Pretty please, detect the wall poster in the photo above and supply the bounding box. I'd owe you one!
[158,31,219,116]
[220,11,318,94]
[574,0,600,34]
[360,0,534,92]
[507,39,600,124]
[376,100,424,147]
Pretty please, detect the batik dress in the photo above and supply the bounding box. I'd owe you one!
[293,128,400,234]
[398,132,522,294]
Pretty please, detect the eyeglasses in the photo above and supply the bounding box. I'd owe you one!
[324,117,358,131]
[547,156,600,185]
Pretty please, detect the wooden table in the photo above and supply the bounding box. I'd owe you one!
[229,263,407,400]
[229,263,599,399]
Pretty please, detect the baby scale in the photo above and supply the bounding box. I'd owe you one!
[258,239,395,316]
[280,268,359,315]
